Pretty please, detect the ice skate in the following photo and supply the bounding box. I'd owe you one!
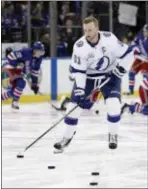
[108,133,118,149]
[11,101,19,112]
[53,131,76,153]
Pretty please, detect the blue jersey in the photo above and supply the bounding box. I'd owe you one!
[6,48,43,84]
[132,33,148,59]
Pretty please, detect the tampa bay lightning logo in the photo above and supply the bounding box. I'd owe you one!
[95,56,110,71]
[76,40,84,47]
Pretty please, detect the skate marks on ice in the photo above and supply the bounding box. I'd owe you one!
[2,102,147,188]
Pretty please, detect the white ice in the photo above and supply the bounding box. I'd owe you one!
[2,98,148,188]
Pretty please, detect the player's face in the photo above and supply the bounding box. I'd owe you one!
[83,22,98,42]
[33,50,45,58]
[143,30,148,38]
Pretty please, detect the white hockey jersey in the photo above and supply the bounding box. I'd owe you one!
[70,31,134,89]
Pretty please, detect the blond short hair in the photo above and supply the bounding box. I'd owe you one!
[83,16,99,27]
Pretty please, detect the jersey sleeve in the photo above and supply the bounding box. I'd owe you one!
[70,43,87,89]
[131,33,140,46]
[7,50,23,67]
[110,33,129,58]
[110,34,135,71]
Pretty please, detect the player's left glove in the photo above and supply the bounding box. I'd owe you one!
[31,84,39,94]
[112,65,127,78]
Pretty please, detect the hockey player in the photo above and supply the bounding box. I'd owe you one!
[53,16,135,152]
[127,24,148,95]
[2,41,45,110]
[121,74,148,115]
[121,24,148,115]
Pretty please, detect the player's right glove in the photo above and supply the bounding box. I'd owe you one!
[112,65,127,78]
[31,84,39,94]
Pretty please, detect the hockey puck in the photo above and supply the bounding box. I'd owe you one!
[48,166,55,169]
[17,155,24,158]
[95,110,99,114]
[91,172,99,176]
[89,182,98,186]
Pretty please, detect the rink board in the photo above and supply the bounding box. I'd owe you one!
[2,58,142,104]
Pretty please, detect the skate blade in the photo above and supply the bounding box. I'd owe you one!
[53,149,64,154]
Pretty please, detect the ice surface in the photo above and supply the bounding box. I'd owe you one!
[2,99,148,188]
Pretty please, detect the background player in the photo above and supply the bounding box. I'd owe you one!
[53,16,135,153]
[127,24,148,95]
[121,74,148,116]
[121,24,148,115]
[2,41,45,111]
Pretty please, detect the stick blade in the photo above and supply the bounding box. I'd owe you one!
[16,152,24,158]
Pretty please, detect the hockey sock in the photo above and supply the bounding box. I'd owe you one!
[108,121,120,135]
[13,78,26,101]
[63,102,82,139]
[130,103,148,115]
[129,71,136,94]
[13,87,24,101]
[63,118,77,139]
[106,98,121,135]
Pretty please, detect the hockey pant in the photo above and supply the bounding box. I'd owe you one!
[129,59,148,93]
[64,74,121,128]
[2,68,26,102]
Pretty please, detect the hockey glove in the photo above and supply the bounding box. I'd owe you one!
[112,65,127,78]
[31,84,39,94]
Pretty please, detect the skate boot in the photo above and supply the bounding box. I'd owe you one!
[11,101,19,112]
[108,133,118,149]
[54,131,76,153]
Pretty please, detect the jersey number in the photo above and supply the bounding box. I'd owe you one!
[74,55,81,64]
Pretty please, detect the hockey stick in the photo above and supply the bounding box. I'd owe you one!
[17,77,110,157]
[51,96,70,111]
[51,103,66,111]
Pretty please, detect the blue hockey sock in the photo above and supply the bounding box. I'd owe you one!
[13,78,26,102]
[131,103,148,115]
[13,87,23,101]
[129,72,136,94]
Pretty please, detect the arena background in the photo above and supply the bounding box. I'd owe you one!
[1,1,148,103]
